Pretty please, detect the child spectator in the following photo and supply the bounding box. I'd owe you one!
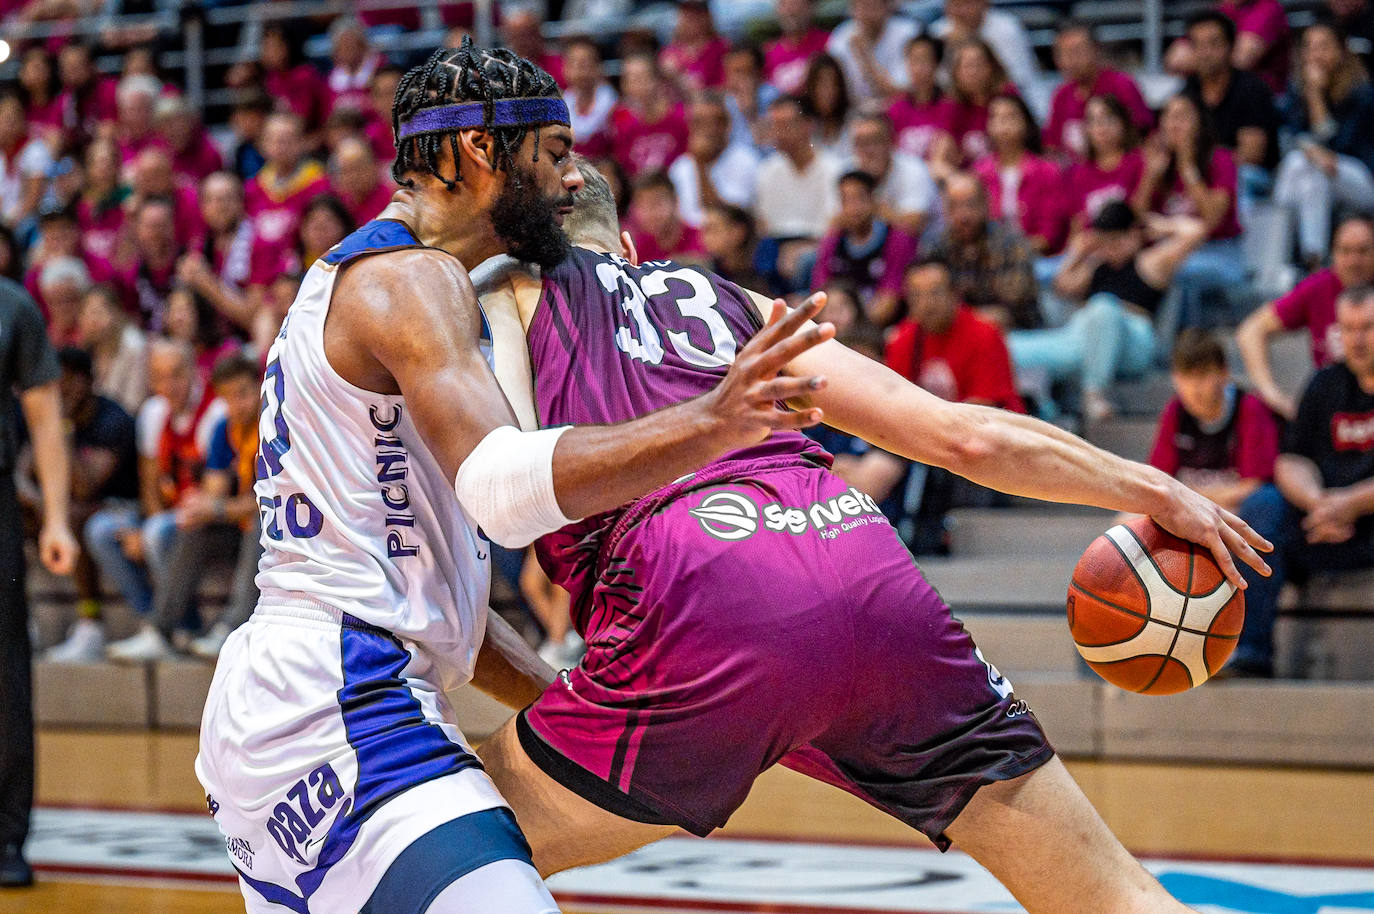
[659,0,730,93]
[846,111,937,238]
[1274,22,1374,269]
[1150,329,1279,512]
[245,112,328,247]
[611,54,689,179]
[77,284,147,413]
[811,170,918,326]
[973,93,1067,255]
[801,54,852,158]
[826,0,919,103]
[1233,285,1374,677]
[1237,216,1374,418]
[1044,23,1152,159]
[888,35,951,161]
[668,92,760,229]
[562,37,617,162]
[1064,95,1145,227]
[626,171,706,264]
[765,0,830,95]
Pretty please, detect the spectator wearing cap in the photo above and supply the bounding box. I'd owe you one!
[847,111,939,236]
[563,37,618,162]
[35,257,90,347]
[921,172,1039,330]
[113,74,163,167]
[1150,329,1279,514]
[812,170,918,326]
[226,89,273,181]
[1232,284,1374,677]
[668,93,760,230]
[502,7,564,86]
[660,1,731,93]
[56,43,118,141]
[154,94,222,185]
[246,113,329,247]
[1063,95,1145,229]
[329,137,393,228]
[888,35,952,162]
[722,46,780,153]
[36,347,138,663]
[1273,22,1374,270]
[326,18,384,116]
[765,0,831,95]
[972,94,1068,257]
[1181,12,1281,177]
[701,203,769,292]
[826,0,919,104]
[801,54,853,159]
[77,284,147,413]
[1044,23,1153,160]
[931,0,1039,93]
[611,54,690,179]
[627,171,706,264]
[0,92,54,232]
[1238,216,1374,419]
[1011,205,1209,420]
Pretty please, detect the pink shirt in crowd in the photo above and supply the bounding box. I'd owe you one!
[972,153,1068,253]
[245,161,330,245]
[1154,147,1241,240]
[1064,150,1144,224]
[628,218,706,263]
[332,179,395,228]
[888,93,952,160]
[1043,69,1153,158]
[763,28,831,94]
[167,134,224,185]
[612,104,690,178]
[1149,392,1279,483]
[1221,0,1291,95]
[265,65,332,130]
[940,99,992,163]
[660,38,731,91]
[77,196,126,263]
[59,77,119,136]
[1272,269,1345,368]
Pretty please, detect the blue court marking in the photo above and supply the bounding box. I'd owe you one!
[1160,872,1374,913]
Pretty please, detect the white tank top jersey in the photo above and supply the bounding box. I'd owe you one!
[253,220,495,690]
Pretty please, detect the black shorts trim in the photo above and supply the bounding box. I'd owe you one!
[516,709,679,828]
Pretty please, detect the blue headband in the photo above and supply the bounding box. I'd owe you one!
[397,97,570,140]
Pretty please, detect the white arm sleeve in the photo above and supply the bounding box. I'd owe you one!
[453,424,579,549]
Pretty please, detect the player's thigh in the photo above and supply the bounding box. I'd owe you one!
[424,859,559,914]
[480,716,677,877]
[944,756,1192,914]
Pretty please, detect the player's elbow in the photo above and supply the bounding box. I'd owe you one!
[928,404,999,470]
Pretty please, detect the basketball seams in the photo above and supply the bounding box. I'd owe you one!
[1122,524,1193,600]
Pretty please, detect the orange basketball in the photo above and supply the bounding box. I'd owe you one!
[1067,516,1245,695]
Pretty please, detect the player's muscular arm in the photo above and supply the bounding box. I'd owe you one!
[330,251,833,547]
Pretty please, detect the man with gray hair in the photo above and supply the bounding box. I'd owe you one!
[37,256,91,346]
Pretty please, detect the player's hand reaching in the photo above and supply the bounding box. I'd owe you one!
[1148,476,1273,590]
[702,295,834,449]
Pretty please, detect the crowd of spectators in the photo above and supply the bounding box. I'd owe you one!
[0,0,1370,677]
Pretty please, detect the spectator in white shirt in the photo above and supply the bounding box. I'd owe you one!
[826,0,920,103]
[755,96,842,240]
[563,36,618,159]
[669,92,762,228]
[0,93,53,231]
[846,111,938,237]
[932,0,1040,92]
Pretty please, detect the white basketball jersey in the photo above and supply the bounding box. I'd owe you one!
[253,222,492,690]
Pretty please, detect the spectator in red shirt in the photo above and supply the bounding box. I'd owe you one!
[109,196,184,331]
[57,42,118,142]
[325,18,384,117]
[16,46,62,141]
[888,35,951,161]
[113,74,163,168]
[1044,23,1153,159]
[765,0,831,95]
[245,112,329,247]
[1150,329,1279,512]
[501,8,564,86]
[1063,94,1144,229]
[660,0,731,93]
[611,54,690,179]
[1238,216,1374,418]
[250,21,331,132]
[885,258,1026,411]
[329,136,393,227]
[563,37,617,162]
[811,170,917,326]
[153,95,222,185]
[973,93,1067,255]
[75,138,127,265]
[626,171,706,264]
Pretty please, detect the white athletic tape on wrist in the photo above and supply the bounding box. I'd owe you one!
[453,424,576,548]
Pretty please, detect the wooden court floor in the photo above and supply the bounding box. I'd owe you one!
[7,727,1374,913]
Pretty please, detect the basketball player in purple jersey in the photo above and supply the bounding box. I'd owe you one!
[474,160,1273,914]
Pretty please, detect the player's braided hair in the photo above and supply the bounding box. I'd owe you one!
[391,38,562,191]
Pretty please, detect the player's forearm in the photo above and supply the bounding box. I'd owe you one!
[471,607,556,709]
[21,385,72,530]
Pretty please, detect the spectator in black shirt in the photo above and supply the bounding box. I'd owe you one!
[1328,0,1374,69]
[1183,11,1281,177]
[1233,283,1374,676]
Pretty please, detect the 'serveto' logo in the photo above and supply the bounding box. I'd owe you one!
[689,491,760,541]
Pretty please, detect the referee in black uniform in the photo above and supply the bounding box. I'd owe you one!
[0,277,77,888]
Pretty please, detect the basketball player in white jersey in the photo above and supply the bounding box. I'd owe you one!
[194,44,834,914]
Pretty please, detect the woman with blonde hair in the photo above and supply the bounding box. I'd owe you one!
[1274,21,1374,266]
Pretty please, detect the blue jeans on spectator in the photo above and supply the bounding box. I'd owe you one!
[1008,293,1156,400]
[1235,484,1374,673]
[1173,237,1247,327]
[84,504,179,617]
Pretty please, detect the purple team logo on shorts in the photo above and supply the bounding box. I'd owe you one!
[688,487,889,543]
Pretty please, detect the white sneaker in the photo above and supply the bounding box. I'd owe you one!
[105,625,173,662]
[188,623,232,661]
[44,619,106,663]
[537,632,586,671]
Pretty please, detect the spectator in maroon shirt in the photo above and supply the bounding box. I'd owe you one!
[363,66,403,168]
[153,95,222,186]
[812,170,917,326]
[973,93,1068,255]
[888,35,951,161]
[660,0,731,93]
[127,146,204,244]
[229,21,330,133]
[563,37,617,162]
[611,54,689,179]
[930,38,1007,177]
[75,138,127,264]
[501,7,564,86]
[1150,329,1279,512]
[626,171,706,264]
[1238,216,1374,418]
[114,74,163,168]
[765,0,831,95]
[57,42,118,142]
[1044,23,1153,160]
[326,18,384,117]
[245,113,329,247]
[329,136,393,227]
[1063,94,1144,230]
[109,195,184,330]
[16,46,63,142]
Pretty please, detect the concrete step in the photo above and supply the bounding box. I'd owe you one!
[958,613,1080,676]
[919,555,1073,612]
[34,661,151,728]
[1083,415,1157,463]
[948,507,1111,558]
[1110,371,1174,418]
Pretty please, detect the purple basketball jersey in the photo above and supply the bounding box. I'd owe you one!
[528,247,828,617]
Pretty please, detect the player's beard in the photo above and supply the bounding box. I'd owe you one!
[491,159,572,268]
